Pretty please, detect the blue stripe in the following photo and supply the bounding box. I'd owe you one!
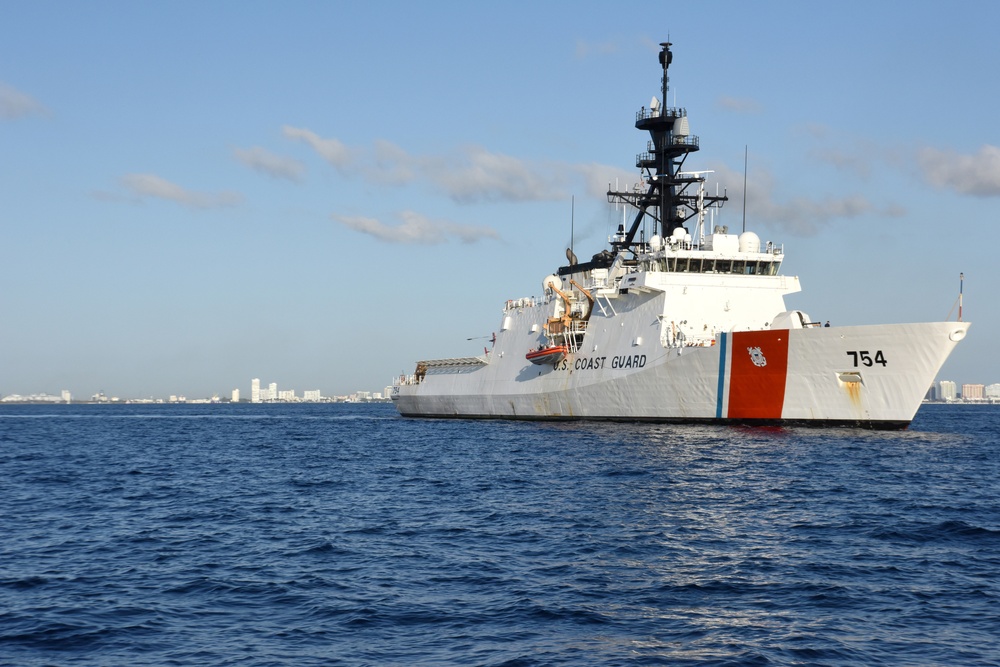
[715,332,727,419]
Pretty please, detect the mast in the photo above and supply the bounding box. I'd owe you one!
[624,41,729,240]
[558,42,728,277]
[558,42,728,275]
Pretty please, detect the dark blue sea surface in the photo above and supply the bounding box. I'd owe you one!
[1,403,998,666]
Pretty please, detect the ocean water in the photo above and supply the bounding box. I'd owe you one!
[1,403,998,666]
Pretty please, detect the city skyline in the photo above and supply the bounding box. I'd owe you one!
[6,375,999,405]
[0,375,396,404]
[3,3,997,398]
[0,378,392,404]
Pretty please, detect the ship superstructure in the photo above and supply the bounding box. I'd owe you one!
[392,42,968,429]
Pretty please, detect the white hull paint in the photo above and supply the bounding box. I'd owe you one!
[395,319,968,428]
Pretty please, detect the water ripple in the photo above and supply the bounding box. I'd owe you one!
[0,402,998,665]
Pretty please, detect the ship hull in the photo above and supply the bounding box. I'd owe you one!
[393,321,969,429]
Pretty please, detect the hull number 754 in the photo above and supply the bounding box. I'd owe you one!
[846,350,887,367]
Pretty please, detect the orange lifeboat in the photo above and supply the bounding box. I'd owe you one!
[525,345,569,365]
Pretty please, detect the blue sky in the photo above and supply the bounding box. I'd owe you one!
[3,1,998,399]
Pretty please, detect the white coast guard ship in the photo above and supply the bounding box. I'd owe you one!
[392,42,968,429]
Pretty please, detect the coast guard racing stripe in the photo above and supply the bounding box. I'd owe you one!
[727,330,789,420]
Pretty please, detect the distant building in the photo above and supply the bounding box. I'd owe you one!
[962,384,985,400]
[232,388,240,403]
[61,389,72,403]
[939,380,957,401]
[278,390,296,401]
[986,384,1000,399]
[303,390,321,402]
[251,378,261,404]
[1,393,65,403]
[269,382,277,401]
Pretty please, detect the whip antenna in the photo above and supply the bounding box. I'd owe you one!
[742,145,748,234]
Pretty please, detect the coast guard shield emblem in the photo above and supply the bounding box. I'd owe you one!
[747,346,767,367]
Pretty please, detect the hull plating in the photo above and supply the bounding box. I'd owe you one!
[394,321,969,429]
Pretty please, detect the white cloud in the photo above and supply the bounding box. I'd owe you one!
[751,193,877,236]
[795,127,883,179]
[288,127,574,203]
[574,39,620,59]
[120,173,242,209]
[917,145,1000,197]
[0,83,48,120]
[802,132,1000,198]
[424,145,565,203]
[283,126,354,170]
[717,96,761,114]
[810,146,875,179]
[705,164,887,236]
[289,125,895,237]
[369,139,417,185]
[333,210,499,245]
[233,146,305,182]
[573,162,640,199]
[798,123,831,139]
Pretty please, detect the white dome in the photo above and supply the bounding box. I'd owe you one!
[738,231,761,253]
